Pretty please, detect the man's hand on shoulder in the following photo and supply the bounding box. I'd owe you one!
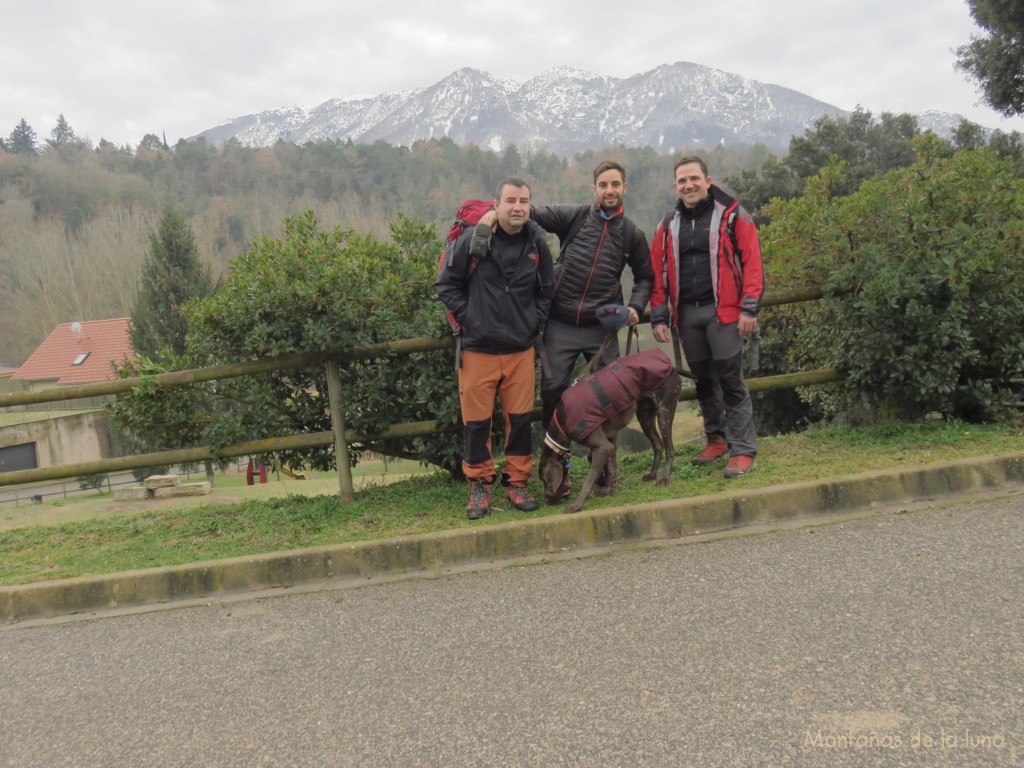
[478,210,498,230]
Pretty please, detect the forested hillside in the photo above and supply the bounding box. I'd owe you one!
[5,108,1018,370]
[0,128,768,367]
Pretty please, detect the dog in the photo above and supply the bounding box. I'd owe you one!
[539,347,682,514]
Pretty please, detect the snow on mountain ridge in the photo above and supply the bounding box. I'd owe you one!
[193,62,974,156]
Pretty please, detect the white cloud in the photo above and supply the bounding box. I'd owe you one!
[2,0,1021,148]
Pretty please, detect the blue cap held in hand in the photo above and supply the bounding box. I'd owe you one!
[597,304,631,332]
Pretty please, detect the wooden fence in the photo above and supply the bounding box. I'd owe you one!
[0,288,838,500]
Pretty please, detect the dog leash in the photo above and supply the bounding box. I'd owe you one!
[669,327,697,380]
[624,324,638,356]
[534,335,553,383]
[576,333,614,382]
[575,324,640,384]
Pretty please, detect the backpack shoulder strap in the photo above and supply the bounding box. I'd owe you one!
[726,208,740,256]
[525,220,546,266]
[660,210,674,255]
[621,216,639,254]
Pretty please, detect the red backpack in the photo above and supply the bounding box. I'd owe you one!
[436,199,496,335]
[437,199,549,337]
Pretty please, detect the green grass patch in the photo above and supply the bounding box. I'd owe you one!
[0,420,1021,586]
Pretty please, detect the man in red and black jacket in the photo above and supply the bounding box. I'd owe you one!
[650,156,764,478]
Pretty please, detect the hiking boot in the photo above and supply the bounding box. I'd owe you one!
[692,433,728,466]
[506,484,540,512]
[724,454,756,478]
[466,477,492,519]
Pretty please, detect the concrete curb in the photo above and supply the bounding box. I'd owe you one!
[3,452,1023,623]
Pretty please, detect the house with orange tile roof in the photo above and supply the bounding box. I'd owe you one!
[1,320,134,475]
[12,318,134,390]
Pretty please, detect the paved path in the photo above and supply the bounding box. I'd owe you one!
[1,494,1021,767]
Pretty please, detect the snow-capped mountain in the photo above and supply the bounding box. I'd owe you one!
[192,62,967,155]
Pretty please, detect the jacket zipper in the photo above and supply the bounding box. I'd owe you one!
[575,222,607,324]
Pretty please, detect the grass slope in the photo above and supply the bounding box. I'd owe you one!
[0,421,1021,587]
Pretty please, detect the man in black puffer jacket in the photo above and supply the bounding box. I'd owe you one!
[531,159,653,429]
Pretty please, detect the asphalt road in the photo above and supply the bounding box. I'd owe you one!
[1,494,1021,768]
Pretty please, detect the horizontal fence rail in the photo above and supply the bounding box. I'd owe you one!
[0,288,838,493]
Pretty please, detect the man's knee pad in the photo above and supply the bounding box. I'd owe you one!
[506,412,533,456]
[464,419,491,464]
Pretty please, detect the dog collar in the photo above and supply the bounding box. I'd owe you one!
[544,432,572,461]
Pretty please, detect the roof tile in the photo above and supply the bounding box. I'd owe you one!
[13,319,134,385]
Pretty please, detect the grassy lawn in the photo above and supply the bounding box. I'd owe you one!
[0,420,1021,587]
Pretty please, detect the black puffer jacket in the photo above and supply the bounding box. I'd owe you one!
[532,204,653,327]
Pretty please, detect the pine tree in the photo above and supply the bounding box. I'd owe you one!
[7,118,38,155]
[129,212,214,359]
[45,114,79,150]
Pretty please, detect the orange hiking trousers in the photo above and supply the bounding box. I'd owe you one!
[459,348,536,485]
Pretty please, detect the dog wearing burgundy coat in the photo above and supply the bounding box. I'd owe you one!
[539,347,682,514]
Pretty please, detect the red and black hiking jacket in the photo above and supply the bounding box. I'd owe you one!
[650,185,764,328]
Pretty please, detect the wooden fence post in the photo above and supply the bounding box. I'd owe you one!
[325,359,355,503]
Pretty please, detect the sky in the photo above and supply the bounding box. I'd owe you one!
[3,0,1022,149]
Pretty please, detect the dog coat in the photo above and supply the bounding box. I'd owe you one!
[559,348,675,442]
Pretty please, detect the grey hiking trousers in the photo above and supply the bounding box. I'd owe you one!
[678,302,758,457]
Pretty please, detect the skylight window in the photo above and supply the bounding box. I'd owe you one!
[71,352,90,366]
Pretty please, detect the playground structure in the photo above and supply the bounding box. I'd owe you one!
[245,455,307,485]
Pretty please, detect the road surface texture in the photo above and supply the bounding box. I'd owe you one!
[1,494,1021,767]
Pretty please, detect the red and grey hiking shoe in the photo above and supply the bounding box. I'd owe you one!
[506,484,540,512]
[467,477,492,519]
[692,433,729,466]
[723,454,756,478]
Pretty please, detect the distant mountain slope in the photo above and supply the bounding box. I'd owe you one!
[193,61,969,155]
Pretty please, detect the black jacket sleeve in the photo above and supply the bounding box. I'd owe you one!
[534,233,555,330]
[433,230,472,326]
[624,219,654,316]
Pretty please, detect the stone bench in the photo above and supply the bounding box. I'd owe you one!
[114,475,212,501]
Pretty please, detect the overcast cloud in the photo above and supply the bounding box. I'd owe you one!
[3,0,1022,149]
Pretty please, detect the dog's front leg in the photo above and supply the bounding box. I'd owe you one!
[565,440,614,514]
[637,397,662,483]
[596,446,618,496]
